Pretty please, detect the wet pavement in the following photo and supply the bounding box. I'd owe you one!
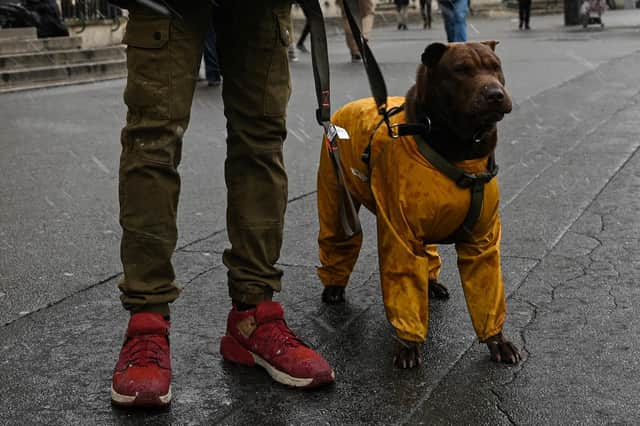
[2,10,640,425]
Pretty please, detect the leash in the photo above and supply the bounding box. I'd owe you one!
[339,3,499,242]
[341,0,431,139]
[414,134,499,243]
[298,0,362,238]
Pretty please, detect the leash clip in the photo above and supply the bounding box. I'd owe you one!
[388,123,402,139]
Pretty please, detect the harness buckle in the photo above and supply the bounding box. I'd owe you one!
[456,173,476,188]
[388,123,402,139]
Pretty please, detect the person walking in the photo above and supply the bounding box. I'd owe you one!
[108,0,335,409]
[288,13,299,62]
[202,23,222,86]
[394,0,410,30]
[518,0,532,30]
[296,18,311,52]
[338,0,375,62]
[420,0,432,29]
[438,0,468,42]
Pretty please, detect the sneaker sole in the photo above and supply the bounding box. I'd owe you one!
[111,385,172,407]
[220,335,335,388]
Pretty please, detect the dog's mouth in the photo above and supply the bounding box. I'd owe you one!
[480,111,505,125]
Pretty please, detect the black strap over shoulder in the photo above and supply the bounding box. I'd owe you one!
[414,134,498,243]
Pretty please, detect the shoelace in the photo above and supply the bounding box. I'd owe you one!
[261,320,306,359]
[123,335,168,368]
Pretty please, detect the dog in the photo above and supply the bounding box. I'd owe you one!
[316,41,521,368]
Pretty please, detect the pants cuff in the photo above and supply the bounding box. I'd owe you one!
[128,303,171,318]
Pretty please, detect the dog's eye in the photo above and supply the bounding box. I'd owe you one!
[488,61,502,72]
[453,64,472,74]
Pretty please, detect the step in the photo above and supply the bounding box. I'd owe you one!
[0,45,125,71]
[0,27,38,41]
[0,36,82,55]
[0,59,126,92]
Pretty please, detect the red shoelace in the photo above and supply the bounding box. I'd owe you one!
[121,335,169,368]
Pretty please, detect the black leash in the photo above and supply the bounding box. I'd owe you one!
[298,0,361,238]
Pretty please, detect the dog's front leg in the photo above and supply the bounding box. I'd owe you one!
[483,332,521,364]
[321,285,345,304]
[393,338,423,369]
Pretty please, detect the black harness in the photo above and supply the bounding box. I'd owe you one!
[361,104,498,244]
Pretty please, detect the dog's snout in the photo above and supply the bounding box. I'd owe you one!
[486,86,505,103]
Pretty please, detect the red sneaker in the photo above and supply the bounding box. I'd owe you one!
[220,301,335,388]
[111,312,172,407]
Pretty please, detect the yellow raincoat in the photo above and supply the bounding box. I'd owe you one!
[317,97,506,343]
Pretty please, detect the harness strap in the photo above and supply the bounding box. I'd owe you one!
[414,134,498,243]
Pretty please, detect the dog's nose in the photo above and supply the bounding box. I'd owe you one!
[486,87,505,103]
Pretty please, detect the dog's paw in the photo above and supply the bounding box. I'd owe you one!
[484,332,521,364]
[322,285,345,304]
[393,340,423,369]
[428,279,450,300]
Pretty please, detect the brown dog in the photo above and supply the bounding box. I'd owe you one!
[316,41,521,368]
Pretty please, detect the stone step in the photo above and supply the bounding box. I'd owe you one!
[0,35,82,55]
[0,27,38,41]
[0,45,125,71]
[0,59,126,93]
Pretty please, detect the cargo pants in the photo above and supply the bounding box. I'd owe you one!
[118,1,293,316]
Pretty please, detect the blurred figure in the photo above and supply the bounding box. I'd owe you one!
[420,0,432,29]
[296,18,311,53]
[338,0,375,62]
[288,12,299,61]
[518,0,531,29]
[438,0,468,42]
[203,23,222,86]
[395,0,409,30]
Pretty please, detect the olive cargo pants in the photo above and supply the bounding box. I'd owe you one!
[118,1,293,316]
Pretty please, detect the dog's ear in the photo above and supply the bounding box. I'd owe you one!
[480,40,499,51]
[421,43,448,68]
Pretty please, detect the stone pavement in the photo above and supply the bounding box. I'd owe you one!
[1,10,640,425]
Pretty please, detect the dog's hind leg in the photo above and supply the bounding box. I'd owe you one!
[317,144,363,304]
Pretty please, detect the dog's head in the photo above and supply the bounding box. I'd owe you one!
[406,41,512,159]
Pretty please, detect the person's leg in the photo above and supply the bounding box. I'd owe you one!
[337,0,360,59]
[287,11,298,61]
[297,21,311,50]
[518,0,524,29]
[118,7,208,319]
[113,4,210,407]
[439,1,455,41]
[215,1,290,305]
[403,5,409,28]
[214,0,334,387]
[451,0,468,41]
[360,0,375,39]
[426,0,432,28]
[524,0,531,28]
[203,24,222,84]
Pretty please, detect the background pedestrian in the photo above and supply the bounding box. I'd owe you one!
[438,0,468,42]
[518,0,532,29]
[395,0,409,30]
[338,0,375,62]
